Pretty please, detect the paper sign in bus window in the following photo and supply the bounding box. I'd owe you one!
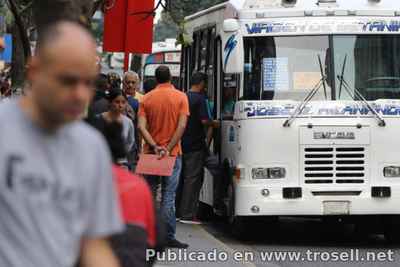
[263,57,289,92]
[293,72,322,90]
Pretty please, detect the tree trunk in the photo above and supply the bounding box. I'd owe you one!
[11,23,26,91]
[6,0,31,60]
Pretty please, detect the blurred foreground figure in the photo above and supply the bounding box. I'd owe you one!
[99,120,165,267]
[0,22,123,267]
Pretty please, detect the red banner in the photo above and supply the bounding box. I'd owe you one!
[103,0,154,53]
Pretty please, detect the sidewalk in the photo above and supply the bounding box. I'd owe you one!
[153,223,255,267]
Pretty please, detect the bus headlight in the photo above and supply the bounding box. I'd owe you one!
[384,166,400,177]
[252,168,286,179]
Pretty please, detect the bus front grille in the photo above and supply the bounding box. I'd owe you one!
[303,147,367,184]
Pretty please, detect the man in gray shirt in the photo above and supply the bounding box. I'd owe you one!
[0,22,123,267]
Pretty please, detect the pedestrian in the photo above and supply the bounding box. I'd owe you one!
[93,89,136,170]
[86,73,110,123]
[93,73,109,105]
[179,72,220,224]
[98,120,165,267]
[123,71,144,111]
[138,65,190,248]
[122,71,143,157]
[0,21,123,267]
[107,72,122,90]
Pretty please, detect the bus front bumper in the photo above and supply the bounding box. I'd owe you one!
[234,184,400,216]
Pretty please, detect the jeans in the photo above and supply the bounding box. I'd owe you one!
[145,156,182,241]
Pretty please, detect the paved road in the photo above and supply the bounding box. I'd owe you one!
[154,217,400,267]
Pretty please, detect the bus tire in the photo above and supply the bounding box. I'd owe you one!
[227,182,248,239]
[197,201,214,221]
[384,215,400,244]
[231,216,249,239]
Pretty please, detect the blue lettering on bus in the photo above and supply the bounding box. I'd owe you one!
[363,21,400,32]
[244,104,400,117]
[245,23,273,34]
[245,21,400,35]
[245,23,302,34]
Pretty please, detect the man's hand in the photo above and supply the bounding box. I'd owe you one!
[79,238,120,267]
[212,120,220,129]
[154,145,169,159]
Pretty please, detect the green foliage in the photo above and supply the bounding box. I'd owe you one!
[0,2,14,28]
[154,0,225,42]
[153,11,179,42]
[91,15,103,43]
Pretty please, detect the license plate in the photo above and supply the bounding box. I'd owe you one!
[323,201,350,215]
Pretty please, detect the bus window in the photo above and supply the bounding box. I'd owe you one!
[140,41,181,90]
[221,74,239,120]
[193,33,201,73]
[206,28,217,119]
[200,30,209,72]
[180,46,191,91]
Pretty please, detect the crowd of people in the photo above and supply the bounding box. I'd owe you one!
[0,20,225,267]
[0,65,11,98]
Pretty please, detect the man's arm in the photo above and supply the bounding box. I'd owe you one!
[206,126,214,148]
[138,116,157,149]
[204,119,220,148]
[138,116,166,156]
[166,114,188,154]
[202,119,220,128]
[137,131,143,154]
[79,238,120,267]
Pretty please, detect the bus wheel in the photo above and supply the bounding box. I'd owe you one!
[197,202,215,221]
[227,183,248,239]
[384,215,400,244]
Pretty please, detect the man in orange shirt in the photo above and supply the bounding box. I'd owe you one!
[138,66,189,248]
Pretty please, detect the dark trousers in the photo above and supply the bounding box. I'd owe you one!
[179,150,206,219]
[178,149,223,219]
[204,153,225,211]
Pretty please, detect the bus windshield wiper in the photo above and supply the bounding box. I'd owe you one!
[283,55,328,127]
[337,55,347,99]
[336,57,386,127]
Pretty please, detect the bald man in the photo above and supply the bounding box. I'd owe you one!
[123,71,144,103]
[0,22,123,267]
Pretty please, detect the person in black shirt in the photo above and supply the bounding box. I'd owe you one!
[179,72,219,224]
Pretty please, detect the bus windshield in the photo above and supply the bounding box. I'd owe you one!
[243,35,400,101]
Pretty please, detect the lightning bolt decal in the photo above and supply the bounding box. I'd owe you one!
[224,35,238,69]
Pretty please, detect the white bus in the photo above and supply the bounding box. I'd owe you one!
[141,39,181,88]
[182,0,400,240]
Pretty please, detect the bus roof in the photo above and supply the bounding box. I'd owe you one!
[185,0,400,22]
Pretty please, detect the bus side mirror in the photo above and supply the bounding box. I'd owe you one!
[223,19,240,33]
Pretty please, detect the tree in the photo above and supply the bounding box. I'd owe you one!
[4,0,104,90]
[153,11,178,42]
[153,0,225,42]
[5,0,34,89]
